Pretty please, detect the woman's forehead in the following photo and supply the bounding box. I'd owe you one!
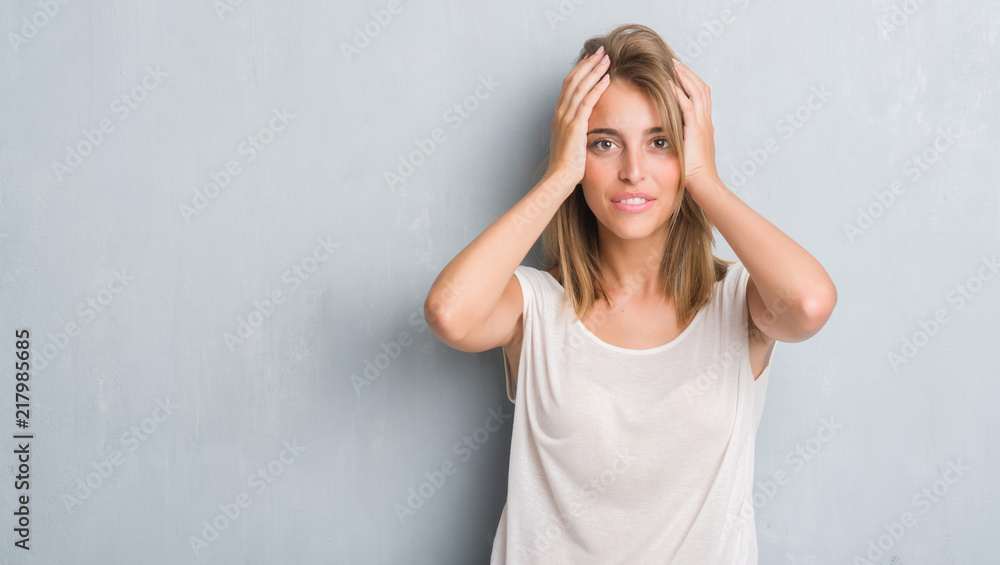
[589,81,663,131]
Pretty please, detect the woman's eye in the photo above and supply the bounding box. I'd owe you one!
[589,139,669,151]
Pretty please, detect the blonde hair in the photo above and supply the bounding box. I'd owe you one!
[536,23,734,329]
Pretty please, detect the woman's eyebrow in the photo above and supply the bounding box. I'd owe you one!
[586,127,664,135]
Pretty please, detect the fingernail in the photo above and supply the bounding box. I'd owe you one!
[595,45,605,56]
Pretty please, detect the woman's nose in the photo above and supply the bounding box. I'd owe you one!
[618,147,645,183]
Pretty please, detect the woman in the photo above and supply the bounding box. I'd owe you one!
[424,23,836,564]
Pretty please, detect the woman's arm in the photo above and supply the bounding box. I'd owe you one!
[423,171,575,346]
[424,48,612,346]
[669,58,837,343]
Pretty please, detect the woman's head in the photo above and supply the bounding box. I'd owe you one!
[541,23,729,324]
[578,24,687,209]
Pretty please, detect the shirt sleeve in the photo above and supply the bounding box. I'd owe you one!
[501,266,533,405]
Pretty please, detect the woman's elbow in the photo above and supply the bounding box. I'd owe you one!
[799,282,837,336]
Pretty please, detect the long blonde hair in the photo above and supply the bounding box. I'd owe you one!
[536,23,733,327]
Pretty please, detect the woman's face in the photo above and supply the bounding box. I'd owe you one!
[582,77,681,243]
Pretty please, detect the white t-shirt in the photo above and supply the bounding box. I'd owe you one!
[490,261,775,564]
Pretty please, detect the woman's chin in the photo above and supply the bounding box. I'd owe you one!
[603,221,664,242]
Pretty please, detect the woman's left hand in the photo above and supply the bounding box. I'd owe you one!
[669,58,720,192]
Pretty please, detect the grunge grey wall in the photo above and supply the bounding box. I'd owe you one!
[0,0,997,563]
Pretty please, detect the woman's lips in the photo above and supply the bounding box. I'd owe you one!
[612,199,654,213]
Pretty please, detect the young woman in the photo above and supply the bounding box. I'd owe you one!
[424,23,836,564]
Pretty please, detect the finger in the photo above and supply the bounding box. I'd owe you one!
[672,58,704,93]
[669,80,694,117]
[560,52,610,125]
[556,47,607,120]
[565,55,611,122]
[672,59,710,116]
[556,45,604,114]
[556,52,601,118]
[671,64,703,117]
[573,73,611,124]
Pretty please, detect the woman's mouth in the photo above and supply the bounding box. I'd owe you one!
[612,197,655,213]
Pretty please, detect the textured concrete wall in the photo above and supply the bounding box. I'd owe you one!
[0,0,996,563]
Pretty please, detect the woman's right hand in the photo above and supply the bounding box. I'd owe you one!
[545,45,612,187]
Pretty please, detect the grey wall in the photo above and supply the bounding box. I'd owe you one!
[0,0,996,563]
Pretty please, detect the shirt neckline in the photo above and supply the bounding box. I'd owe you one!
[538,268,710,356]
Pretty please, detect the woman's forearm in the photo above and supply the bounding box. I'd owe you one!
[689,174,837,339]
[424,169,577,341]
